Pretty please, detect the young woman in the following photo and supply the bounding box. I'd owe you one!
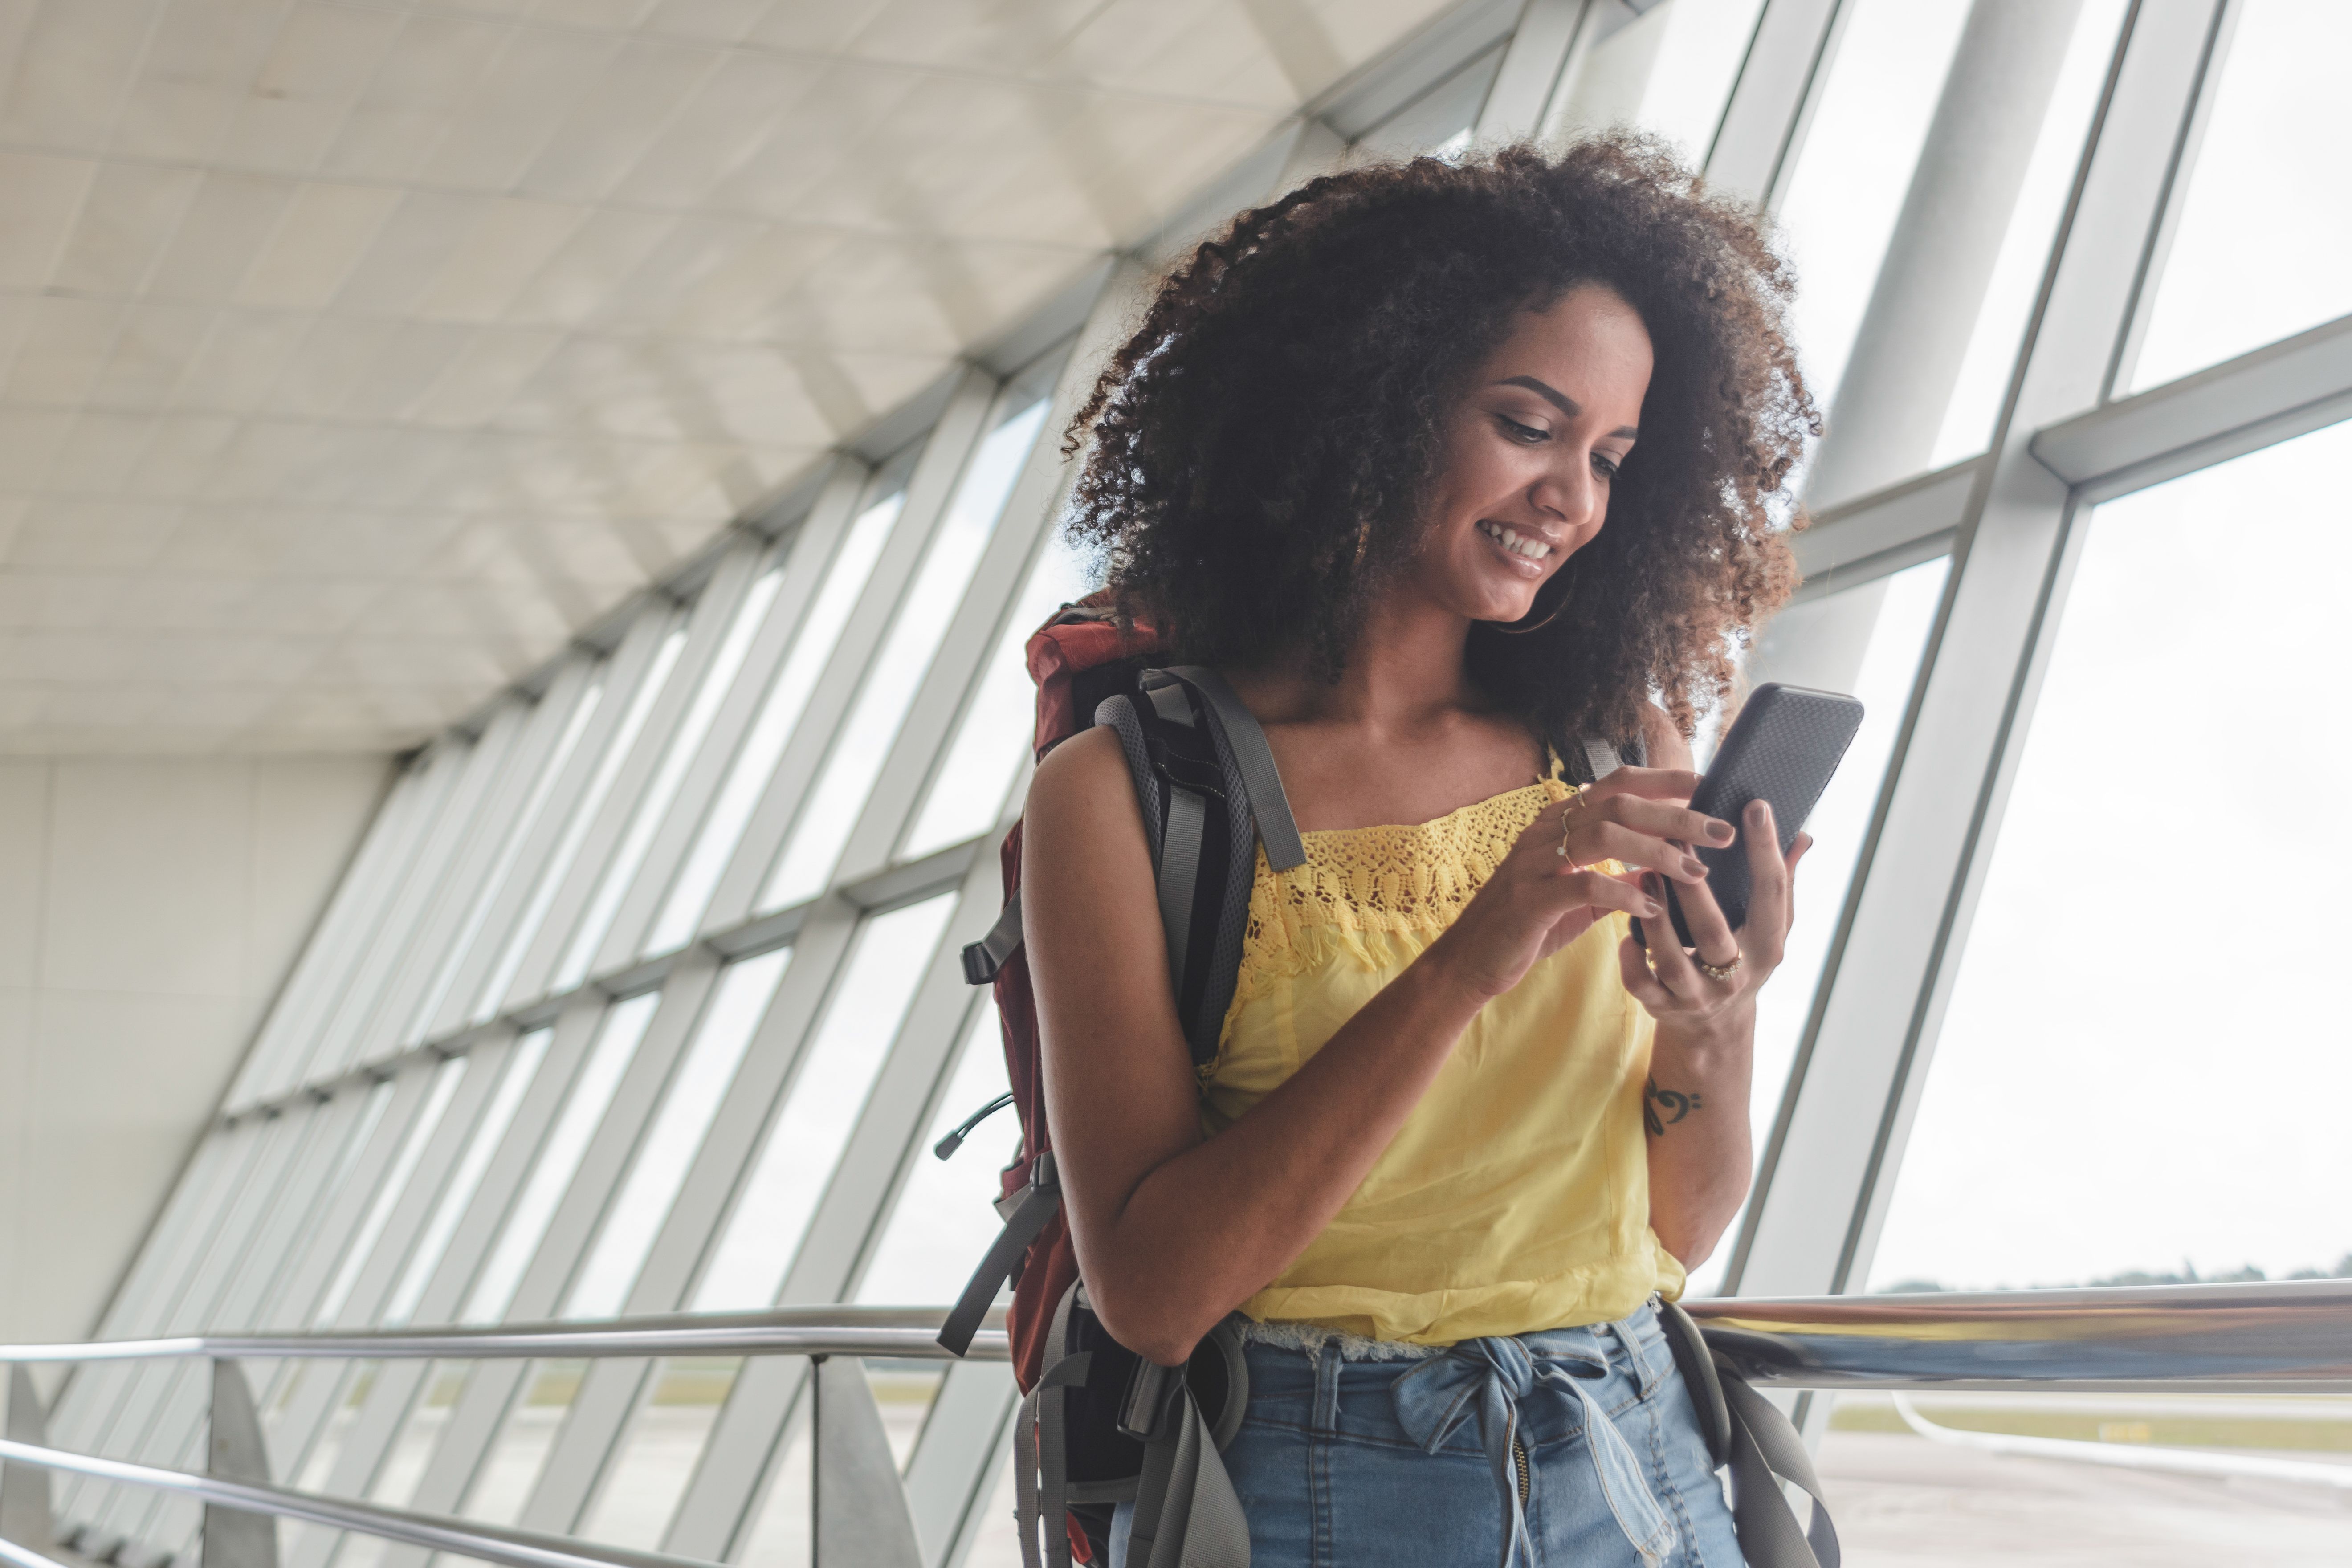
[1022,137,1817,1568]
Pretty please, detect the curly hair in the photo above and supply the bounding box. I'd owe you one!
[1063,133,1816,745]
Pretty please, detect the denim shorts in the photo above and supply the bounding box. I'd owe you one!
[1112,1299,1744,1568]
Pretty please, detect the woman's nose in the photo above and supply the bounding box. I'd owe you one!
[1529,460,1596,529]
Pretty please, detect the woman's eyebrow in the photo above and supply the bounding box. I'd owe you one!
[1496,375,1638,439]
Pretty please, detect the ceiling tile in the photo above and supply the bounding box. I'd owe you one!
[0,151,98,290]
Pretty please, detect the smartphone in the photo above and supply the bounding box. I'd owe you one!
[1632,682,1865,951]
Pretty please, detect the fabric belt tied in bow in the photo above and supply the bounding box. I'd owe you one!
[1390,1332,1675,1568]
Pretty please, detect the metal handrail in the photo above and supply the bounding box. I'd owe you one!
[2,1284,2346,1568]
[1683,1277,2352,1393]
[0,1304,1011,1365]
[0,1436,711,1568]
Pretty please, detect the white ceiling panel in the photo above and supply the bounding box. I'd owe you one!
[0,0,1466,752]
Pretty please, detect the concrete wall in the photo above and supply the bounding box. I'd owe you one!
[0,755,389,1346]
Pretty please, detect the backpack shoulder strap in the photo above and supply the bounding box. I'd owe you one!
[1150,666,1304,871]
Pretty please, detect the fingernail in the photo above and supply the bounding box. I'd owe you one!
[1708,819,1735,843]
[1683,856,1707,878]
[1749,800,1770,825]
[1641,900,1662,917]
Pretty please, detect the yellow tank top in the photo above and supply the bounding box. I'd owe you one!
[1203,772,1686,1346]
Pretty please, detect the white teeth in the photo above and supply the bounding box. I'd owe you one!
[1479,521,1553,559]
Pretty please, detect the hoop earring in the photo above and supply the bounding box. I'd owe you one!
[1493,576,1569,635]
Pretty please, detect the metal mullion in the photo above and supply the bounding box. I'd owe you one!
[414,658,603,1046]
[503,920,863,1539]
[902,1361,1018,1568]
[517,555,769,1004]
[1704,0,1852,207]
[594,506,853,969]
[359,1005,607,1551]
[830,390,1061,886]
[383,691,580,1056]
[348,963,716,1556]
[248,1070,447,1505]
[251,763,447,1103]
[474,612,683,1024]
[281,1042,529,1568]
[644,909,866,1562]
[312,734,509,1079]
[1733,0,2229,1312]
[565,538,778,987]
[289,746,479,1091]
[552,546,771,998]
[640,893,982,1557]
[103,1104,345,1551]
[844,302,1130,882]
[230,769,429,1109]
[82,1114,305,1539]
[1786,455,1981,602]
[695,369,1002,937]
[318,718,529,1081]
[2034,309,2352,500]
[45,1129,238,1506]
[346,703,540,1071]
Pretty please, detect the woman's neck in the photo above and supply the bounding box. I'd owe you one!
[1229,588,1484,738]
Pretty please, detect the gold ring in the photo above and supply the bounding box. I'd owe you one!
[1556,786,1589,862]
[1696,954,1742,981]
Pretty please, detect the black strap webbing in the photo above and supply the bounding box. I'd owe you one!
[1160,665,1304,871]
[962,887,1025,985]
[938,1153,1060,1356]
[1156,787,1207,1002]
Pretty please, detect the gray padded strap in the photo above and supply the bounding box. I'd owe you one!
[962,887,1025,985]
[1582,737,1624,783]
[1158,788,1207,998]
[1719,1368,1840,1568]
[1158,666,1305,872]
[1126,1382,1252,1568]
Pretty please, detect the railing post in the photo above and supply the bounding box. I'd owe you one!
[0,1367,54,1554]
[204,1360,277,1568]
[810,1356,922,1568]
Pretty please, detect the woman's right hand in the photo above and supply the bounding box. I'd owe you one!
[1427,768,1736,1002]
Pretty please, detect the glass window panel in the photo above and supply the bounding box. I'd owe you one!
[1930,0,2132,465]
[563,949,792,1319]
[474,627,688,1023]
[1873,420,2352,1292]
[901,532,1096,859]
[693,893,961,1311]
[762,400,1052,910]
[462,992,662,1323]
[312,1058,470,1327]
[1773,0,1974,411]
[459,1360,586,1526]
[575,1357,739,1548]
[408,678,606,1043]
[645,490,906,954]
[857,1004,1014,1304]
[732,1404,815,1568]
[1547,0,1765,161]
[2132,0,2352,390]
[381,1031,552,1325]
[1685,557,1949,1297]
[554,566,787,991]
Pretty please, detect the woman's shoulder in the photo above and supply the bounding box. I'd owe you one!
[1024,726,1147,867]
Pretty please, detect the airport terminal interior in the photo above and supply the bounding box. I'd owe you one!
[0,0,2346,1564]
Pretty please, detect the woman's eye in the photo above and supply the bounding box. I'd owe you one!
[1592,453,1621,479]
[1498,415,1549,444]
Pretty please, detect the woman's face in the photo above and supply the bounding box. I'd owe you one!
[1415,283,1654,626]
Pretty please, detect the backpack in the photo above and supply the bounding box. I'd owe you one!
[933,595,1841,1568]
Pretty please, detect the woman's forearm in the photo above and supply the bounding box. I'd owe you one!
[1080,947,1492,1363]
[1643,1006,1756,1269]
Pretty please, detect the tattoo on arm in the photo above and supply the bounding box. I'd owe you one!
[1644,1076,1703,1137]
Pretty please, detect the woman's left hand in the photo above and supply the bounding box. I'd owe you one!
[1619,798,1811,1039]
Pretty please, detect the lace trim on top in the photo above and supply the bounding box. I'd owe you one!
[1227,777,1571,1036]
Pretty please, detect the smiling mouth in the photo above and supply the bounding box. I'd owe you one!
[1477,520,1555,560]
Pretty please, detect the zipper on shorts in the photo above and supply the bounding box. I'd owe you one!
[1513,1436,1531,1506]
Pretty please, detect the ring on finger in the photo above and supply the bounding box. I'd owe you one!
[1696,953,1742,982]
[1556,786,1591,863]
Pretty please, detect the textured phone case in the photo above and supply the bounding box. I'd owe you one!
[1638,684,1865,950]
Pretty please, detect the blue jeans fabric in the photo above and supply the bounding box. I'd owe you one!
[1111,1300,1744,1568]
